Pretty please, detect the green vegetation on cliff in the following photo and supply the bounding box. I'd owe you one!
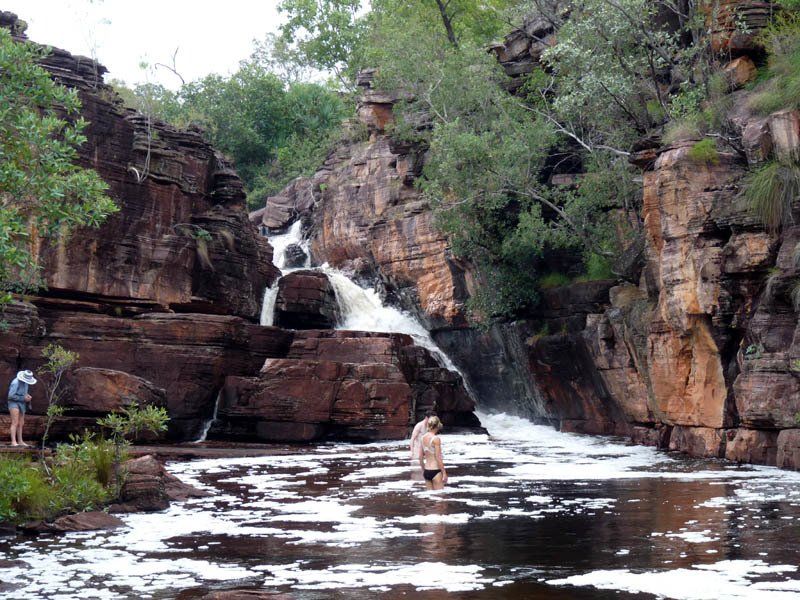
[113,49,350,208]
[0,28,116,304]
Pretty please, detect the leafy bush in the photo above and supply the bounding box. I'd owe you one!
[580,253,615,281]
[0,454,108,524]
[58,433,122,488]
[688,139,720,165]
[743,161,800,231]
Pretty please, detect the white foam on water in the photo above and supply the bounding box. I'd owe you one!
[550,560,799,600]
[5,412,800,598]
[259,561,492,592]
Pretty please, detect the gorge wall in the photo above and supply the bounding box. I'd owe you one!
[0,12,475,443]
[254,1,800,469]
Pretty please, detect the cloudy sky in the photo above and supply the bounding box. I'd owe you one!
[4,0,283,88]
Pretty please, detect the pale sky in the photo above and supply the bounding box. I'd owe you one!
[4,0,283,88]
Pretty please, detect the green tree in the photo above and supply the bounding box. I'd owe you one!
[0,29,117,303]
[98,401,169,494]
[39,344,79,464]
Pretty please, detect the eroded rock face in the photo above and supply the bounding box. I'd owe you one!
[0,302,294,440]
[256,80,470,329]
[211,330,477,442]
[1,13,278,321]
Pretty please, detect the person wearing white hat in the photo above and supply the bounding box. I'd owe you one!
[7,370,36,447]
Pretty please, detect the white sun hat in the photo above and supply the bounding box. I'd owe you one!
[16,370,37,385]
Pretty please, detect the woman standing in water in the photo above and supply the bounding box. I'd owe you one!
[418,416,447,490]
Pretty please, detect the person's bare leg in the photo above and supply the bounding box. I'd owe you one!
[432,473,444,491]
[9,408,19,446]
[18,412,27,446]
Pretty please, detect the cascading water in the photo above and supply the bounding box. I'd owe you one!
[194,389,221,443]
[259,221,310,326]
[258,220,475,395]
[323,267,466,376]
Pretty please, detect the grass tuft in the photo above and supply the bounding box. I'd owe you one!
[743,161,800,231]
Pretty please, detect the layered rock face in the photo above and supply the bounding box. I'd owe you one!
[274,271,340,329]
[210,330,477,442]
[254,76,471,329]
[250,1,800,468]
[0,13,285,440]
[526,94,800,467]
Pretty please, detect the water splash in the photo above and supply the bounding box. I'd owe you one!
[322,266,469,381]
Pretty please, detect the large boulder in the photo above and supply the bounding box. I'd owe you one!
[211,330,477,442]
[274,271,340,329]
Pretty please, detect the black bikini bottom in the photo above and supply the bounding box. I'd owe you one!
[423,469,441,481]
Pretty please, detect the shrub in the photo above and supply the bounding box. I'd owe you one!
[0,457,49,522]
[50,461,109,514]
[742,161,800,231]
[577,253,615,281]
[688,139,720,165]
[749,13,800,115]
[538,272,572,289]
[57,433,122,488]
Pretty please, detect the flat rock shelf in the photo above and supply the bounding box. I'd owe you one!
[2,412,800,599]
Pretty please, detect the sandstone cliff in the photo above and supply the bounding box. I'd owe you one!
[1,12,475,443]
[254,0,800,469]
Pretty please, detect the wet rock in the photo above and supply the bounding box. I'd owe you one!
[213,331,476,442]
[109,455,207,512]
[283,244,308,269]
[0,306,294,440]
[202,591,294,600]
[21,511,125,534]
[111,455,170,513]
[777,429,800,470]
[254,178,316,230]
[725,428,779,465]
[668,426,725,458]
[215,359,412,442]
[274,271,340,329]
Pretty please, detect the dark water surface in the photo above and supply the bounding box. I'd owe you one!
[2,412,800,599]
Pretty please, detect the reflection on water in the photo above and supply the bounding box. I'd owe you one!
[1,412,800,599]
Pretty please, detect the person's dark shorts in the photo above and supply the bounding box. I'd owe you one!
[7,400,26,414]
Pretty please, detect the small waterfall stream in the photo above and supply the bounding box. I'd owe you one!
[194,390,221,443]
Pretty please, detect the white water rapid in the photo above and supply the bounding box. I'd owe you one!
[259,221,309,327]
[259,220,470,383]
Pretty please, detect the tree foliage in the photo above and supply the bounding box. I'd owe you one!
[113,50,350,208]
[0,29,116,302]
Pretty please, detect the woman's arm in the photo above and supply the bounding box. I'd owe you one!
[418,438,425,470]
[434,437,447,483]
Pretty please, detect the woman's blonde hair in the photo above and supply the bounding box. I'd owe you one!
[426,416,442,432]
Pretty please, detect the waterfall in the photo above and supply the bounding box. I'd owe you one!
[258,220,476,399]
[259,220,310,326]
[322,266,473,387]
[260,285,280,327]
[195,390,221,443]
[269,220,309,270]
